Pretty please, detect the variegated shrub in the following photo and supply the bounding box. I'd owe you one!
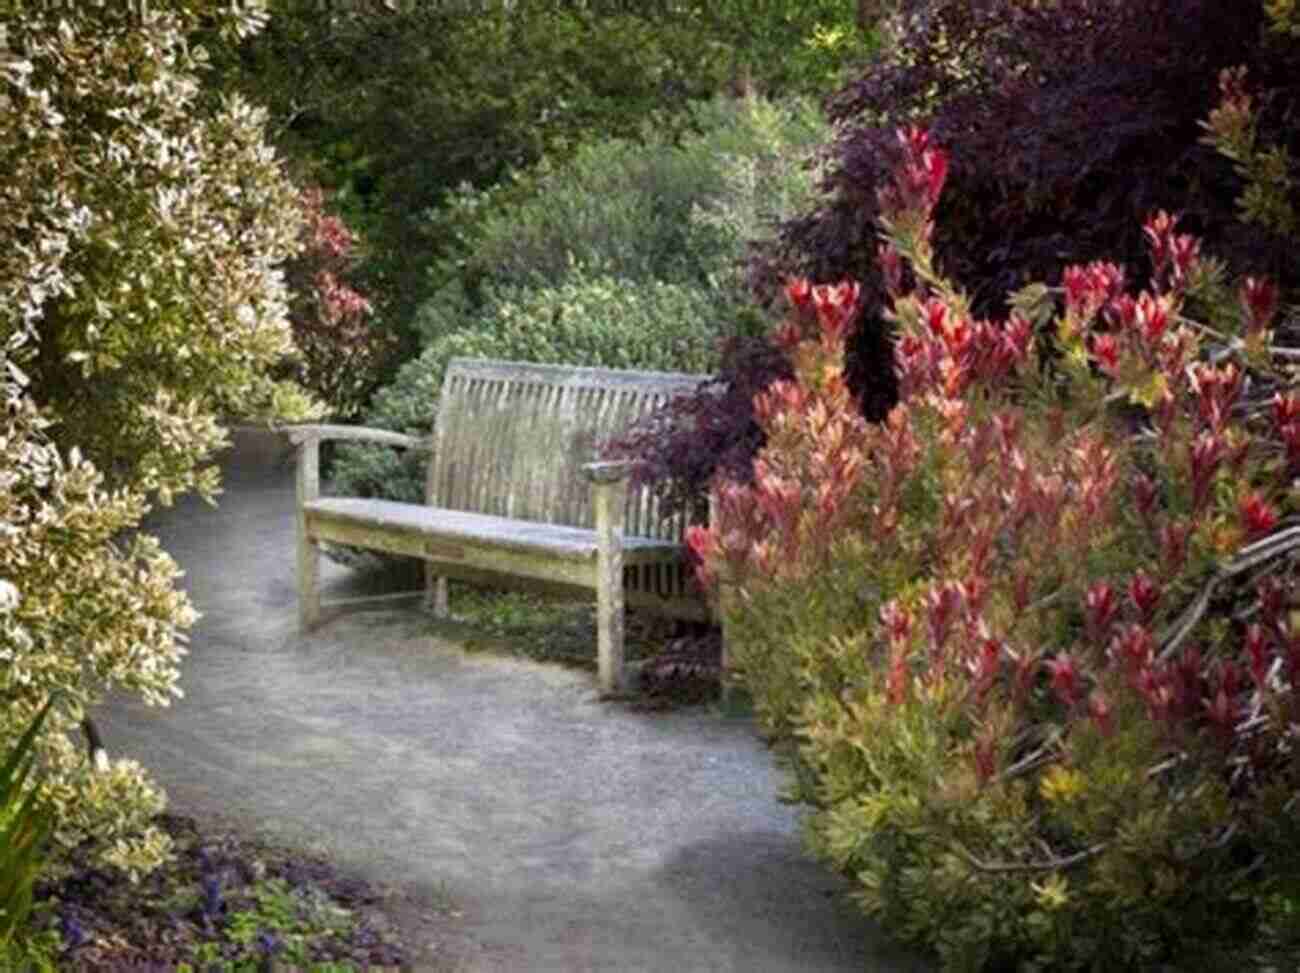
[1,1,318,878]
[1,0,320,503]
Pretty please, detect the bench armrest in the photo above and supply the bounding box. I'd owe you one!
[580,459,637,484]
[291,424,430,509]
[286,423,429,450]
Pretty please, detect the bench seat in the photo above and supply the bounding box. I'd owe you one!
[305,498,683,566]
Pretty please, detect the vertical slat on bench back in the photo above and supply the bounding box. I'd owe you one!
[428,359,703,541]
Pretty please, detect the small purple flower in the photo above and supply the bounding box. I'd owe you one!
[256,930,282,956]
[60,913,88,949]
[200,873,223,918]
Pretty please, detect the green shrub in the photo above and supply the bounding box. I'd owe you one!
[456,276,733,374]
[328,94,829,571]
[1,2,311,881]
[4,2,320,504]
[690,130,1300,969]
[419,95,829,345]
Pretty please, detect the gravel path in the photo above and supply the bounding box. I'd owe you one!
[101,426,927,973]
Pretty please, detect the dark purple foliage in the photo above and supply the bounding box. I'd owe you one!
[59,912,87,950]
[256,929,282,956]
[200,872,224,921]
[781,0,1298,326]
[30,815,416,966]
[605,335,791,522]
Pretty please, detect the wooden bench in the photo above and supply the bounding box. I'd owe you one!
[288,357,710,694]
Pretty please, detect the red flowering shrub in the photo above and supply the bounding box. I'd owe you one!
[282,188,392,417]
[692,128,1300,969]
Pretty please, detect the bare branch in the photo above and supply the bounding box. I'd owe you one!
[953,840,1107,875]
[1159,526,1300,662]
[996,740,1058,783]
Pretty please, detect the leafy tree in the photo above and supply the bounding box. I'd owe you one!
[1,0,316,877]
[682,0,881,96]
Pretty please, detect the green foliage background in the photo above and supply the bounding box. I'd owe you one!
[205,0,876,365]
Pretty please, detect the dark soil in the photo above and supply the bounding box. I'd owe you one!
[633,629,725,709]
[445,583,726,707]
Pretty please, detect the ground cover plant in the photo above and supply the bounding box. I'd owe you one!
[688,124,1300,970]
[24,812,455,971]
[443,583,721,707]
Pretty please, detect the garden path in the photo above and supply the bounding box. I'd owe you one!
[101,426,926,973]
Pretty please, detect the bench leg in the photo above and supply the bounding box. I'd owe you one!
[297,529,321,630]
[596,560,625,695]
[425,565,449,618]
[592,480,627,695]
[296,437,322,631]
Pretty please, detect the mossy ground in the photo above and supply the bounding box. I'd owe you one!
[444,582,724,708]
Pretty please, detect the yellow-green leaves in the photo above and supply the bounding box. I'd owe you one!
[1039,766,1086,805]
[2,1,305,500]
[1,0,290,881]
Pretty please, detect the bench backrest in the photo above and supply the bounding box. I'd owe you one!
[427,358,704,542]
